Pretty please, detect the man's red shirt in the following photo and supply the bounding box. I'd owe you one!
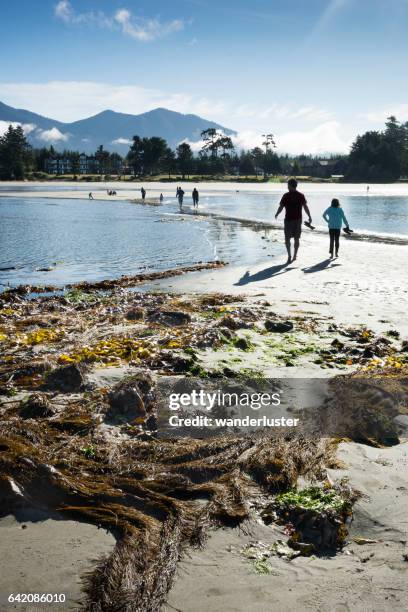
[279,190,306,221]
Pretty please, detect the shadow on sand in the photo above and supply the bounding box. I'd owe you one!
[302,258,342,274]
[235,262,294,286]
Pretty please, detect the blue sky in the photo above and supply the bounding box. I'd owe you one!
[1,0,408,153]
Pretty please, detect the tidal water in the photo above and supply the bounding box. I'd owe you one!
[0,184,407,289]
[198,186,408,239]
[0,196,277,289]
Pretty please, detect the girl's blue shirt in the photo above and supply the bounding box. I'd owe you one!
[323,206,349,229]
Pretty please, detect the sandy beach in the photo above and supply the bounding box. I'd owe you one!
[1,182,407,611]
[0,509,115,611]
[166,441,408,612]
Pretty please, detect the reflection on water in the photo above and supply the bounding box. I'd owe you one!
[199,191,408,237]
[0,197,281,288]
[1,186,407,289]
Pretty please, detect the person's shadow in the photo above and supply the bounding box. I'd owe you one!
[235,261,294,286]
[302,259,342,274]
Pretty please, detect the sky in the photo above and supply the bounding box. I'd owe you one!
[1,0,408,153]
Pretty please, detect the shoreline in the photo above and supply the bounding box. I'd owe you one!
[1,181,408,610]
[1,183,407,246]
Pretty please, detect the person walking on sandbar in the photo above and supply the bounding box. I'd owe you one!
[177,187,185,209]
[192,188,199,208]
[275,178,312,263]
[141,187,146,201]
[323,198,350,258]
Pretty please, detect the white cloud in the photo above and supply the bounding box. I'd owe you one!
[54,1,185,42]
[55,0,72,23]
[114,9,184,42]
[277,121,351,154]
[182,123,350,155]
[254,104,332,122]
[360,104,408,123]
[112,137,133,145]
[37,127,70,143]
[0,121,37,136]
[290,106,332,122]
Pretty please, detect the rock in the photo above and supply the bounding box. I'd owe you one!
[265,320,293,333]
[217,315,252,330]
[145,414,158,431]
[148,310,191,327]
[234,337,251,351]
[196,329,230,348]
[218,327,235,340]
[45,363,88,392]
[223,367,236,377]
[107,373,154,422]
[331,338,345,350]
[401,341,408,353]
[20,393,55,418]
[125,307,145,321]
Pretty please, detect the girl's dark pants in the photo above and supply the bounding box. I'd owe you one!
[329,228,340,254]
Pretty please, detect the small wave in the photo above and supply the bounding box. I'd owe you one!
[181,208,408,246]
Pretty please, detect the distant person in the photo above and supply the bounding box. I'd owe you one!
[141,187,146,201]
[192,188,199,208]
[88,192,93,200]
[275,178,312,263]
[366,185,370,194]
[177,187,185,209]
[323,198,350,258]
[159,193,164,202]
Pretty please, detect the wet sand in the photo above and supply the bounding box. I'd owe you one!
[0,508,115,611]
[144,229,408,338]
[166,441,408,612]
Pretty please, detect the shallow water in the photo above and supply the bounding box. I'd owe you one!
[199,189,408,238]
[0,197,280,288]
[1,184,407,289]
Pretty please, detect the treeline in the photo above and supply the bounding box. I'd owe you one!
[346,116,408,182]
[125,130,282,179]
[1,119,407,182]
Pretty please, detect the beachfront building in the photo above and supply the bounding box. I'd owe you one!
[44,158,73,175]
[44,154,127,175]
[79,154,100,175]
[293,157,347,179]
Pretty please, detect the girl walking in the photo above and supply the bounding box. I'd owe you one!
[323,198,350,258]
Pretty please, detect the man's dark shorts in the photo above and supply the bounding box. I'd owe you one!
[284,219,302,239]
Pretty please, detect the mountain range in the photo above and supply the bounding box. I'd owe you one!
[0,101,236,153]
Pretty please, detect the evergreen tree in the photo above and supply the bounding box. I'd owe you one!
[176,143,194,179]
[0,124,32,179]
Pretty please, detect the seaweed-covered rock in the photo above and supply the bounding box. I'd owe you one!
[264,487,354,553]
[265,320,293,333]
[217,315,252,330]
[148,310,191,327]
[125,307,145,321]
[234,337,252,351]
[107,372,154,422]
[20,393,55,419]
[45,363,88,392]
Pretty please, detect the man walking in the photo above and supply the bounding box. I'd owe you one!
[192,188,199,208]
[275,178,312,262]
